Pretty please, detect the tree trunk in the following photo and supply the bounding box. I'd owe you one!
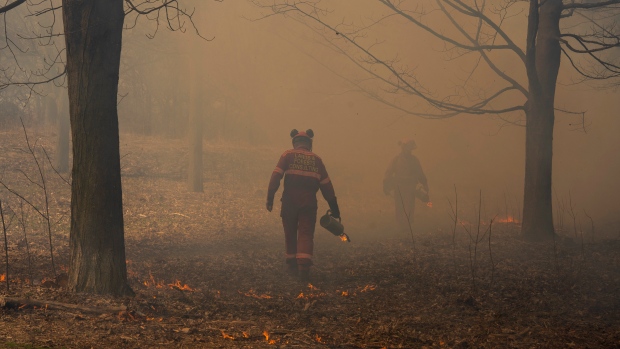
[62,0,133,296]
[55,93,70,173]
[521,0,562,240]
[187,70,203,192]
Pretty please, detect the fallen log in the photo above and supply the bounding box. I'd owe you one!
[0,296,127,314]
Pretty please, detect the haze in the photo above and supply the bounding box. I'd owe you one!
[117,0,620,236]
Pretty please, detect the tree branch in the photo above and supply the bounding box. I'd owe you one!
[0,0,27,14]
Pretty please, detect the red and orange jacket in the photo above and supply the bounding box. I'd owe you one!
[267,147,336,211]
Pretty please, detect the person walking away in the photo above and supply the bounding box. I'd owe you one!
[266,129,340,282]
[383,139,429,233]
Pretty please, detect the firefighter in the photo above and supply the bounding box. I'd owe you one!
[266,129,340,282]
[383,138,429,232]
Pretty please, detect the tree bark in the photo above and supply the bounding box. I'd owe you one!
[521,0,562,240]
[62,0,133,296]
[55,93,70,173]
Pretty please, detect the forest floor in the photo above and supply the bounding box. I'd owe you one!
[0,127,619,348]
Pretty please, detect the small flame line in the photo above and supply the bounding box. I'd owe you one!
[242,289,272,299]
[221,330,234,340]
[168,280,194,292]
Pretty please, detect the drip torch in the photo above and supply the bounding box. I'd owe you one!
[319,210,350,242]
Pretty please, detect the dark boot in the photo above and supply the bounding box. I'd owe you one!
[297,258,312,283]
[286,258,298,277]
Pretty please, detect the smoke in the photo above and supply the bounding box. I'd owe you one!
[116,0,620,237]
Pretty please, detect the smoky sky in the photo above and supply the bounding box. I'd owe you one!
[117,0,620,230]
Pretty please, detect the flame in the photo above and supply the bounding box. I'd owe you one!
[296,292,305,299]
[341,291,349,297]
[498,216,519,223]
[263,331,276,344]
[143,273,165,288]
[242,289,272,299]
[307,283,319,291]
[340,234,348,242]
[315,334,323,343]
[221,330,234,340]
[168,280,194,292]
[360,284,377,292]
[426,201,433,208]
[242,332,249,338]
[0,274,5,282]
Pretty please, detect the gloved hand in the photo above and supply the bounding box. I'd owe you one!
[266,201,273,212]
[328,198,340,219]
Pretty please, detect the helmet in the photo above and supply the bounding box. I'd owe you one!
[290,129,314,145]
[398,138,417,150]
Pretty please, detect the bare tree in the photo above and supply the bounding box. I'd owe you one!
[250,0,620,240]
[2,0,210,295]
[63,0,209,295]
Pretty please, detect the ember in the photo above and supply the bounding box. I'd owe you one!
[498,216,519,223]
[360,284,377,292]
[242,289,272,299]
[339,233,351,242]
[426,201,433,208]
[221,330,234,340]
[168,280,194,292]
[143,273,164,288]
[263,331,276,344]
[0,274,5,282]
[341,291,349,297]
[297,288,327,299]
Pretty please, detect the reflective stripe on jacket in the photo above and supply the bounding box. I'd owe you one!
[267,148,336,210]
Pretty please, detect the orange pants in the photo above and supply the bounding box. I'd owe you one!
[281,207,317,270]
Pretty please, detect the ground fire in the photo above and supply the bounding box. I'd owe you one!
[498,215,519,223]
[167,280,194,292]
[0,1,618,347]
[241,289,272,299]
[263,331,276,345]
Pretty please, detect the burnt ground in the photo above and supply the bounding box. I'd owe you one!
[0,128,619,348]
